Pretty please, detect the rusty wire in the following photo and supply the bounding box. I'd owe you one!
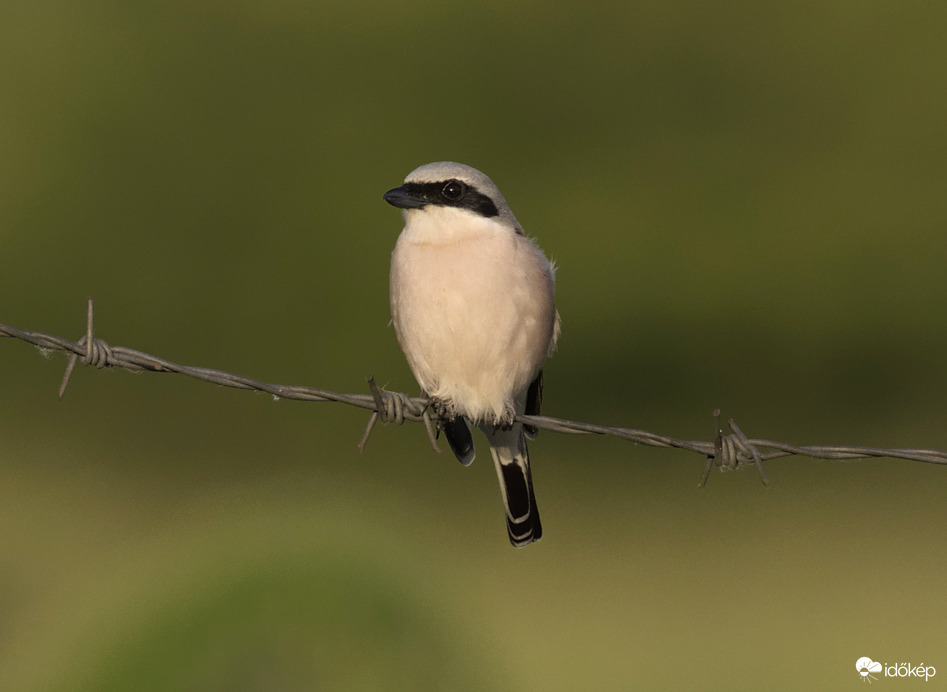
[2,299,946,486]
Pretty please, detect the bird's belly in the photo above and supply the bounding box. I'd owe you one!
[391,234,552,422]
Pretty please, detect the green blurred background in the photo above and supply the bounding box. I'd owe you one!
[2,1,946,689]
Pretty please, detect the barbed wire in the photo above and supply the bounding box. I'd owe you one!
[2,299,945,486]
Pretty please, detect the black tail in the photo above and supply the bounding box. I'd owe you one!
[486,425,542,547]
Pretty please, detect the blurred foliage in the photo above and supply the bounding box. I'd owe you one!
[76,552,504,692]
[1,0,946,689]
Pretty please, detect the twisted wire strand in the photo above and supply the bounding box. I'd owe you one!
[2,299,946,485]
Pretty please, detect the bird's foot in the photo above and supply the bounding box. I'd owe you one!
[493,406,517,431]
[429,397,457,423]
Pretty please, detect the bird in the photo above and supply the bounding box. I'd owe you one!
[384,161,560,547]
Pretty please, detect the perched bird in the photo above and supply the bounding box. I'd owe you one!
[384,161,560,547]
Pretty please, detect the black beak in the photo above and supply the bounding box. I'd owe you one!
[383,185,427,210]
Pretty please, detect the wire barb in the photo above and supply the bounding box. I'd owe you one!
[699,409,768,487]
[58,298,117,399]
[358,377,441,453]
[3,300,946,476]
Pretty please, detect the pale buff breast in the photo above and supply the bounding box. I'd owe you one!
[390,210,556,423]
